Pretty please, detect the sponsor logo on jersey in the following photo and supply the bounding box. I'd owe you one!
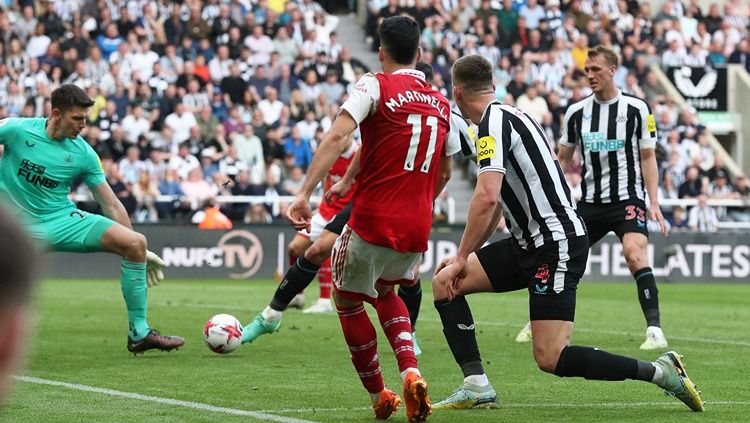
[17,159,60,189]
[646,114,657,133]
[583,132,625,152]
[476,135,496,161]
[616,113,627,123]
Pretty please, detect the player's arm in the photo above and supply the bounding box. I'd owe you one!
[639,107,669,236]
[300,113,357,199]
[91,182,134,229]
[457,171,502,258]
[557,106,579,172]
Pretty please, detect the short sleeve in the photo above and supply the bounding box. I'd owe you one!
[558,106,578,148]
[340,73,380,125]
[639,103,657,150]
[476,106,507,176]
[81,142,106,188]
[0,117,21,145]
[447,112,475,158]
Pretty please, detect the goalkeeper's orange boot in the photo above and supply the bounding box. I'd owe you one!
[403,372,431,422]
[372,389,401,419]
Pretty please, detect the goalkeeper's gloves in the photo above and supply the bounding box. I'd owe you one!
[146,250,166,287]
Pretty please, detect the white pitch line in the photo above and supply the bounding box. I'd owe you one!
[254,400,750,413]
[14,376,317,423]
[156,301,750,347]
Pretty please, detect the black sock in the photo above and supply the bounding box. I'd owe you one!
[634,267,661,327]
[435,296,484,377]
[269,257,320,311]
[554,345,656,381]
[398,279,422,331]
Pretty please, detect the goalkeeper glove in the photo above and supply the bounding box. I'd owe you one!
[146,250,166,287]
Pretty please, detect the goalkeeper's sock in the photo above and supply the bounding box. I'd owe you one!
[121,260,150,341]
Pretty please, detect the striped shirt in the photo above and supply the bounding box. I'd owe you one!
[560,90,657,204]
[477,102,587,250]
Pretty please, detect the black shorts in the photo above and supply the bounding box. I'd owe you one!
[324,203,352,235]
[577,199,649,246]
[475,236,589,322]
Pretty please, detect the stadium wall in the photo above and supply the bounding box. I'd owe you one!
[42,225,750,283]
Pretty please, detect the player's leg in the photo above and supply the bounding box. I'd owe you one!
[397,259,423,354]
[286,233,312,309]
[619,206,667,349]
[530,236,703,411]
[242,232,333,343]
[432,239,524,409]
[94,217,183,353]
[331,226,402,419]
[374,248,430,421]
[515,204,610,343]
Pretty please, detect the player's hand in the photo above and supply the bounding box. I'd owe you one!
[649,205,669,237]
[434,256,467,301]
[287,195,313,232]
[146,250,166,287]
[325,179,353,203]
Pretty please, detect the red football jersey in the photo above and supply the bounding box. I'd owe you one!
[318,142,358,220]
[346,71,450,252]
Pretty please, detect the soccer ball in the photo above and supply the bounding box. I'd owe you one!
[204,314,243,354]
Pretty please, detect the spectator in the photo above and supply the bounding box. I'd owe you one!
[132,170,160,223]
[688,193,719,232]
[257,86,284,126]
[281,166,305,195]
[728,175,750,222]
[164,103,198,148]
[120,105,151,143]
[679,166,704,199]
[180,168,216,210]
[221,64,248,105]
[118,146,146,185]
[319,70,345,105]
[197,199,233,229]
[283,127,313,171]
[168,142,201,181]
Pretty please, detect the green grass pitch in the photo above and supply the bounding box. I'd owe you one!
[4,279,749,422]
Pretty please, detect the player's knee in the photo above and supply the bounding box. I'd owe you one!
[123,232,147,260]
[304,242,330,265]
[624,248,645,269]
[431,276,448,300]
[533,345,561,374]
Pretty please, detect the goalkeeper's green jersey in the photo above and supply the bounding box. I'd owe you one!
[0,117,105,217]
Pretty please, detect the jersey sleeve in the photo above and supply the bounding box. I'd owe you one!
[81,141,106,188]
[448,111,475,158]
[638,102,657,150]
[558,106,578,148]
[476,106,507,175]
[340,73,380,125]
[0,117,22,145]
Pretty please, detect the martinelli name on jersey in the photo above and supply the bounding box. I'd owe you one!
[383,89,448,119]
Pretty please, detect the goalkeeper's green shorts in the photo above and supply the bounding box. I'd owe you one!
[24,208,116,253]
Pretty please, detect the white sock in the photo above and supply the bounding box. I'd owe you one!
[370,391,382,404]
[400,367,421,382]
[261,306,282,322]
[651,363,664,386]
[464,374,489,387]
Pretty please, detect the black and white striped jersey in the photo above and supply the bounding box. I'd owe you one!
[476,102,587,250]
[559,90,657,204]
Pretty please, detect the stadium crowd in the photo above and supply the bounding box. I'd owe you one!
[0,0,747,229]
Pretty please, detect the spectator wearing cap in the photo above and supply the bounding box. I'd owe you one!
[708,170,735,218]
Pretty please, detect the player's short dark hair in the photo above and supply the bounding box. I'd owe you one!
[415,62,434,82]
[587,45,619,67]
[0,206,36,306]
[378,16,420,65]
[452,55,493,93]
[51,84,94,112]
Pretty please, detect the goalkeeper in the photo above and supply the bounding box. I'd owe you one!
[0,84,183,354]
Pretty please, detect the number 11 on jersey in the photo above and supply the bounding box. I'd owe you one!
[404,113,438,173]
